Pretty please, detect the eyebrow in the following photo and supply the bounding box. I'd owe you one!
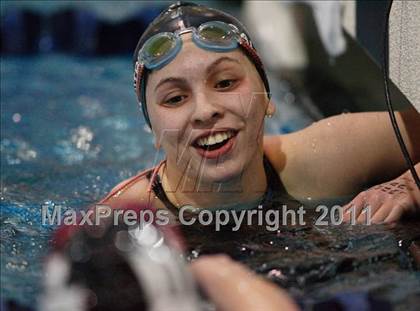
[154,77,188,92]
[154,56,241,92]
[205,56,241,75]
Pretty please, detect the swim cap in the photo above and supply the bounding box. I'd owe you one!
[133,1,270,128]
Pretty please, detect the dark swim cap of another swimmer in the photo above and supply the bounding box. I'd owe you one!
[133,1,271,128]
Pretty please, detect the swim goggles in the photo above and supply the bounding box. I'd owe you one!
[133,20,269,128]
[138,21,246,70]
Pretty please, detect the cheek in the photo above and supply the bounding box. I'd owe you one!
[148,108,190,151]
[148,104,189,131]
[152,126,179,158]
[229,80,267,123]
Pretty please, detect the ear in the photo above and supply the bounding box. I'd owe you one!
[154,140,160,149]
[266,99,276,116]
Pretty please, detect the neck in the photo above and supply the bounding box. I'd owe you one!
[161,154,267,209]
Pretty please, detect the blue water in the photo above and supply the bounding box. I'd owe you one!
[1,55,153,306]
[1,54,313,307]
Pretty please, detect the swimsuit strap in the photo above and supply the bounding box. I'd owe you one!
[147,170,180,215]
[99,161,165,204]
[149,155,283,214]
[260,154,282,205]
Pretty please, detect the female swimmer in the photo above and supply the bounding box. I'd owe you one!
[100,2,420,225]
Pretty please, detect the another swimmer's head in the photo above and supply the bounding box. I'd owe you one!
[133,1,275,184]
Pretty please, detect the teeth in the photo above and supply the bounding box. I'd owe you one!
[197,131,234,147]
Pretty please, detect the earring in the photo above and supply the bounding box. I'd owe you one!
[266,113,273,118]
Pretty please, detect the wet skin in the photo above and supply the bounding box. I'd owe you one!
[145,33,275,208]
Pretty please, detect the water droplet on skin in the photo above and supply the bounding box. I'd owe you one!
[311,138,317,153]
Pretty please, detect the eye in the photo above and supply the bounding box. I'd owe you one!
[164,94,187,106]
[215,79,236,90]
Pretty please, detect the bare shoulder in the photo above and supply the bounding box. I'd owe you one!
[263,133,310,198]
[263,111,416,199]
[263,119,361,199]
[100,172,153,209]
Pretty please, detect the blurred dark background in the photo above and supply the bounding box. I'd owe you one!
[1,0,411,116]
[0,1,242,55]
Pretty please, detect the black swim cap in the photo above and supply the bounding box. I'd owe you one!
[133,1,270,128]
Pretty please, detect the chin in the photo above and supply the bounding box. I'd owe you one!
[197,159,245,186]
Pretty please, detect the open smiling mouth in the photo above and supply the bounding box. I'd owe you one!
[192,130,238,159]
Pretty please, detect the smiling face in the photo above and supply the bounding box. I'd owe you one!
[145,34,274,189]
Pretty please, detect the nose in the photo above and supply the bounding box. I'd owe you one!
[191,91,224,127]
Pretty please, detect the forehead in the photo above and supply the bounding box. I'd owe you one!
[147,34,252,85]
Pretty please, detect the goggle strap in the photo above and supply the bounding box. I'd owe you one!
[239,38,271,98]
[239,38,262,69]
[134,61,145,102]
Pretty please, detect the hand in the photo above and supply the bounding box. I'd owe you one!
[343,171,420,224]
[190,255,299,311]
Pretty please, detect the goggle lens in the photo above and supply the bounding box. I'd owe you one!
[141,33,179,69]
[198,22,234,45]
[146,36,175,58]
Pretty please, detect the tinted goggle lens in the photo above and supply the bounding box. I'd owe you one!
[146,36,175,57]
[199,23,232,43]
[141,33,180,69]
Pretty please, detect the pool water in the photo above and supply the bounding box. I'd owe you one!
[182,210,420,310]
[1,55,155,306]
[1,55,419,309]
